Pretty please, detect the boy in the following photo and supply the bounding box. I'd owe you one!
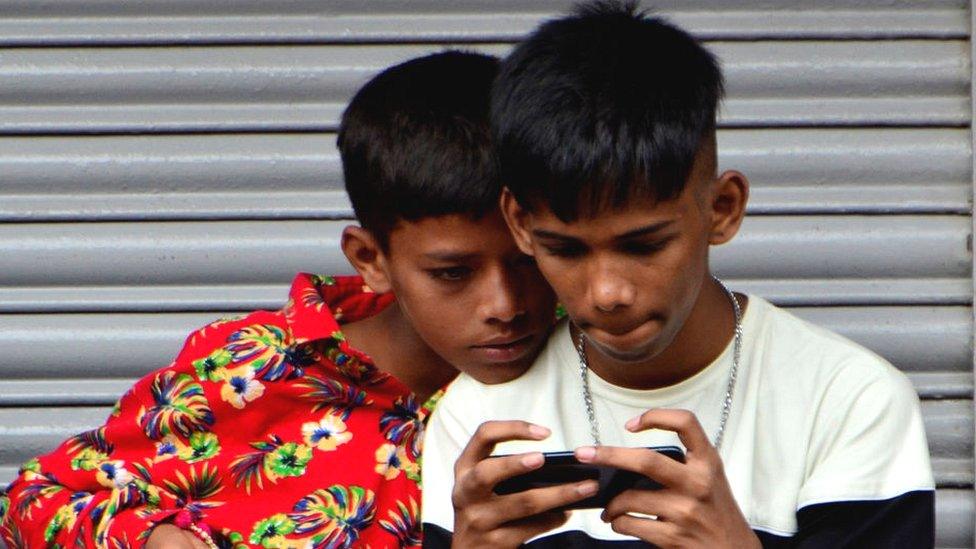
[0,51,556,548]
[421,3,935,547]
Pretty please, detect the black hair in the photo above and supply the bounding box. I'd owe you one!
[491,0,724,221]
[338,51,500,248]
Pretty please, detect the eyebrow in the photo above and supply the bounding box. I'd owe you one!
[423,252,478,262]
[532,220,675,242]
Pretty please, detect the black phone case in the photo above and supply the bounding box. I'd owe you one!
[492,446,685,510]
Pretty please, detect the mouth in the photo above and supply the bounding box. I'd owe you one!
[586,323,646,337]
[583,317,662,352]
[470,333,537,363]
[578,314,658,336]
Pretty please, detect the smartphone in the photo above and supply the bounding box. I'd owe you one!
[491,446,685,510]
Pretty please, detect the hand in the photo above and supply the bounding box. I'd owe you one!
[451,420,599,548]
[146,524,210,549]
[575,409,760,549]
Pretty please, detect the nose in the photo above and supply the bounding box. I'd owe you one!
[589,258,636,313]
[476,265,525,323]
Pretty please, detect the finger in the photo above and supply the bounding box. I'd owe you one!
[455,452,546,503]
[624,408,711,455]
[489,511,570,547]
[455,420,551,473]
[601,488,685,523]
[607,513,680,548]
[574,445,685,487]
[489,480,599,524]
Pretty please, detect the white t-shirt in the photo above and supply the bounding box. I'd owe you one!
[421,295,934,546]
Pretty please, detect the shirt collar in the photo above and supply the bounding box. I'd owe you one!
[283,273,395,347]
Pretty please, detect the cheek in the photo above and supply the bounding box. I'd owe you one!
[662,241,709,307]
[400,286,458,331]
[399,298,470,358]
[390,275,457,331]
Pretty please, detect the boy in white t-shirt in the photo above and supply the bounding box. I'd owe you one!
[421,2,935,547]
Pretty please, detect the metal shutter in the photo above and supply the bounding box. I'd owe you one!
[0,1,971,546]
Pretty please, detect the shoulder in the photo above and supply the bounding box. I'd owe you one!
[749,296,912,402]
[741,299,933,507]
[745,296,925,458]
[113,308,290,404]
[177,309,290,363]
[111,308,296,415]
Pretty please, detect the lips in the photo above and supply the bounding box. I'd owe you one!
[589,323,647,337]
[582,316,664,351]
[473,333,534,349]
[577,317,652,337]
[470,333,537,363]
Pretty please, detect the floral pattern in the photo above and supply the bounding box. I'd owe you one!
[1,274,429,548]
[380,395,424,461]
[374,443,419,482]
[380,497,422,547]
[138,371,214,440]
[302,414,353,452]
[220,368,266,409]
[288,485,376,549]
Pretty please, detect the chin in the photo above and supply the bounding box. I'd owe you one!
[588,335,661,363]
[463,362,531,385]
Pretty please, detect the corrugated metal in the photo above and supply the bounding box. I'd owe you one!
[0,1,970,547]
[0,1,966,44]
[0,130,970,223]
[0,41,967,134]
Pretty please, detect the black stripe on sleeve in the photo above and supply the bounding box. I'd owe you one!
[422,523,454,548]
[758,490,935,549]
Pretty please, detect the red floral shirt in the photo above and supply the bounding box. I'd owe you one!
[0,274,441,549]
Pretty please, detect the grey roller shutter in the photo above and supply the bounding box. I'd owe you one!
[0,1,971,547]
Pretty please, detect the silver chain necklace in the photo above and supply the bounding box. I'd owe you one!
[572,276,743,450]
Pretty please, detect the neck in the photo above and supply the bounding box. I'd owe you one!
[582,276,744,390]
[341,302,457,402]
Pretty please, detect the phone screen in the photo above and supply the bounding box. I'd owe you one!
[491,445,685,510]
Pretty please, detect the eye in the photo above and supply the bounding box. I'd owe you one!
[427,266,472,282]
[621,237,675,256]
[542,243,586,258]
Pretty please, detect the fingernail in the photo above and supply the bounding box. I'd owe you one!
[577,480,598,497]
[528,424,551,438]
[625,416,640,431]
[521,452,544,468]
[576,446,596,462]
[600,510,609,522]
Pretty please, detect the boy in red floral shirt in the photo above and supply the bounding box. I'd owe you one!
[0,51,556,548]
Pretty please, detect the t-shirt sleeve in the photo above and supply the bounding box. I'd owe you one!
[421,379,479,548]
[792,358,934,544]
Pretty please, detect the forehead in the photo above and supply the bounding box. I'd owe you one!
[387,211,515,256]
[529,191,697,239]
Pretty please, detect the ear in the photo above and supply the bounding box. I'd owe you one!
[708,170,750,246]
[341,226,394,293]
[499,188,536,255]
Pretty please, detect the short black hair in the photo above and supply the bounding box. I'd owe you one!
[338,51,500,249]
[492,0,724,221]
